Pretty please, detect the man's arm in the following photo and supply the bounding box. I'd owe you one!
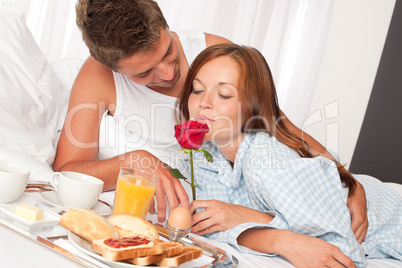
[53,57,189,221]
[279,109,335,160]
[53,57,117,189]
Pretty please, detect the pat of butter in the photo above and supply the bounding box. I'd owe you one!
[15,204,44,222]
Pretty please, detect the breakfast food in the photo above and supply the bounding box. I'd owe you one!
[130,241,184,265]
[91,236,164,261]
[15,204,43,222]
[59,209,203,266]
[157,246,203,267]
[108,213,159,240]
[167,207,192,230]
[60,208,118,242]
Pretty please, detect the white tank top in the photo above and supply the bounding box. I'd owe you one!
[98,31,206,174]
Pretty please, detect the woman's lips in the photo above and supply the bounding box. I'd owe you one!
[193,115,215,123]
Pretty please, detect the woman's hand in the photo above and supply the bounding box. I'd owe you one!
[189,199,272,235]
[238,228,356,268]
[346,180,368,243]
[279,231,357,268]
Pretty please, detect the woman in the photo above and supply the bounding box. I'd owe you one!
[176,44,402,267]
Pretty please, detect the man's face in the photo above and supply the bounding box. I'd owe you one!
[117,28,181,89]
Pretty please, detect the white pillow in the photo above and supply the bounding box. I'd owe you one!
[357,174,402,197]
[50,57,84,145]
[0,150,54,182]
[0,0,65,181]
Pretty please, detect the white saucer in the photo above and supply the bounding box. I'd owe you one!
[40,191,112,216]
[40,191,63,207]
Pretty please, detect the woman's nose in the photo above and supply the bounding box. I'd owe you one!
[199,94,213,109]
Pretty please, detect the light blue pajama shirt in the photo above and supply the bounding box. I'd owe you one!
[192,132,402,266]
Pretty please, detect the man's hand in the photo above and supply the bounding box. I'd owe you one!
[347,180,368,243]
[133,150,189,223]
[153,166,189,222]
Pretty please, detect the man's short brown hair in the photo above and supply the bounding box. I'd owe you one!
[76,0,168,70]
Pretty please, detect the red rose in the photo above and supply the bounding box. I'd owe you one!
[174,121,209,149]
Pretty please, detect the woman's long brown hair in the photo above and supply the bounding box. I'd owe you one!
[176,44,356,195]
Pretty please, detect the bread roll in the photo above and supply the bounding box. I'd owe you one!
[108,213,159,240]
[60,208,118,242]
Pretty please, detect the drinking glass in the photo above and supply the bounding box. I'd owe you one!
[113,167,158,218]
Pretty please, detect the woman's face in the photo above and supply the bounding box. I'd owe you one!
[188,56,244,146]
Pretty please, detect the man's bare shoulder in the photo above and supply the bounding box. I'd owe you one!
[204,33,232,47]
[71,56,116,109]
[80,57,112,76]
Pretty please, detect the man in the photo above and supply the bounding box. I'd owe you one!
[53,0,367,244]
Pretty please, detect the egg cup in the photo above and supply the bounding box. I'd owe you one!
[165,222,190,242]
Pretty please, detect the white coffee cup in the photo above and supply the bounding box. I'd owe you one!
[51,171,104,209]
[0,160,30,203]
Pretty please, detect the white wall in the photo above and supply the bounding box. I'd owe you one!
[304,0,396,167]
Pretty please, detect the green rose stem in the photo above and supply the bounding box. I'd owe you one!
[190,150,196,201]
[165,148,212,204]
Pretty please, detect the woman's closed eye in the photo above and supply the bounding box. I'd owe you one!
[219,93,232,99]
[191,88,204,94]
[191,89,233,99]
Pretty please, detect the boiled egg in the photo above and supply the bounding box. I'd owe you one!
[167,207,192,230]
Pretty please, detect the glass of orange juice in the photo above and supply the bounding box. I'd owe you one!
[113,167,158,218]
